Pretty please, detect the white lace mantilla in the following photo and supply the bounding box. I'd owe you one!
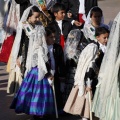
[4,0,20,38]
[83,23,109,42]
[74,43,98,96]
[11,22,48,81]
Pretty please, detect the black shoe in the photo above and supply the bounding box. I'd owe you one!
[33,115,43,120]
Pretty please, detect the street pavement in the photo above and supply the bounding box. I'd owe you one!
[0,0,120,120]
[98,0,120,24]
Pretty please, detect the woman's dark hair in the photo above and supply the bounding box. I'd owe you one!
[95,27,110,36]
[52,3,66,13]
[45,27,55,36]
[90,7,103,18]
[27,6,40,19]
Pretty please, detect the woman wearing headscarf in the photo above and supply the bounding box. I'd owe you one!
[0,0,20,63]
[92,12,120,120]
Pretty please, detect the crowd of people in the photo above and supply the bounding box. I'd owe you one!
[0,0,120,120]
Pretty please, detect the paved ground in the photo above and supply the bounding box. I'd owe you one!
[98,0,120,24]
[0,0,120,120]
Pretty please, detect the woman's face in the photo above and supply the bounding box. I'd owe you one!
[46,33,55,45]
[91,12,102,25]
[28,12,40,24]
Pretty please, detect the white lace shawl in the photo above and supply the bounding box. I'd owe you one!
[11,22,48,80]
[74,43,98,96]
[83,23,109,41]
[4,0,20,38]
[24,24,48,81]
[0,0,19,48]
[64,29,81,60]
[10,6,48,81]
[83,6,109,41]
[92,12,120,119]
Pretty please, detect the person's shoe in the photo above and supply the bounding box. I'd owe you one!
[33,115,43,120]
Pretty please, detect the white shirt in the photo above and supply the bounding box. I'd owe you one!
[79,0,85,14]
[98,42,107,53]
[48,45,55,70]
[56,20,63,34]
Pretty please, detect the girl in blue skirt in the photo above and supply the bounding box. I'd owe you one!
[10,5,55,119]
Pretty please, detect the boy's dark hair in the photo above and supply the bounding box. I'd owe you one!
[90,7,103,18]
[27,6,40,19]
[95,27,110,36]
[45,27,55,36]
[52,3,66,13]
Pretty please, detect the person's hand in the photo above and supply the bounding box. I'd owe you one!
[85,87,92,92]
[48,75,54,81]
[74,20,82,26]
[16,58,21,67]
[67,12,72,18]
[48,75,54,86]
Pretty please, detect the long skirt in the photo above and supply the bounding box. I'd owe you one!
[64,86,90,119]
[10,66,55,116]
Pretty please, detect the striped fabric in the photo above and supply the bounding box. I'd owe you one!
[10,66,55,116]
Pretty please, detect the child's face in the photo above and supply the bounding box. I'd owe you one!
[28,12,40,24]
[96,33,109,45]
[46,33,55,45]
[91,12,102,25]
[54,10,65,20]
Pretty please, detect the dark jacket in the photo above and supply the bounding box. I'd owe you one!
[15,0,31,18]
[61,0,98,21]
[53,43,66,109]
[53,43,65,77]
[46,43,65,78]
[47,20,72,44]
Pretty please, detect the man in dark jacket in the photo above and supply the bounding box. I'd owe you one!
[61,0,98,27]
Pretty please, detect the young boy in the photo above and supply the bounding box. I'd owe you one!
[45,27,66,112]
[47,3,72,49]
[64,27,109,120]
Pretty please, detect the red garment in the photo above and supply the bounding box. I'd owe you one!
[78,13,85,24]
[60,35,65,49]
[0,34,15,63]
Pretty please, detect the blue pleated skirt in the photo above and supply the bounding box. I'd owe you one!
[10,66,55,116]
